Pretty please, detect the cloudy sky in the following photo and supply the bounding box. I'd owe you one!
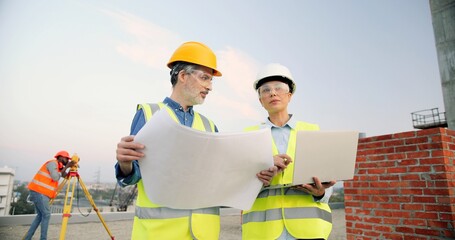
[0,0,445,182]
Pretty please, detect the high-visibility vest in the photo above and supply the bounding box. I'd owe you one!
[28,159,61,199]
[132,103,220,240]
[242,122,333,240]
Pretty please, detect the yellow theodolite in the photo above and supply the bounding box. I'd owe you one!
[51,153,115,240]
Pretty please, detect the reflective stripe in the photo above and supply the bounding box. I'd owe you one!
[242,207,332,224]
[37,170,51,178]
[30,179,56,191]
[150,103,161,114]
[139,103,214,132]
[136,206,219,219]
[198,113,212,132]
[257,188,310,198]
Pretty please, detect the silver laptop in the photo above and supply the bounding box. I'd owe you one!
[292,131,359,185]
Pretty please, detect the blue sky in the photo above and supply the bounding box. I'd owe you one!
[0,0,444,182]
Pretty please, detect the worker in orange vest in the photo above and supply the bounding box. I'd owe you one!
[24,150,75,240]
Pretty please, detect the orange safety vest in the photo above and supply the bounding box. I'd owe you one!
[28,159,61,198]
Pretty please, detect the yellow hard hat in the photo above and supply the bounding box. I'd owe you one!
[167,41,222,76]
[254,63,296,94]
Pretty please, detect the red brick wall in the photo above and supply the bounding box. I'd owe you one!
[344,128,455,239]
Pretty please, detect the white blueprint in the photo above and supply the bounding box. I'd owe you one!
[134,109,273,210]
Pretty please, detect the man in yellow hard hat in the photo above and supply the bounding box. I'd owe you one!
[24,151,75,240]
[242,63,336,240]
[115,41,277,239]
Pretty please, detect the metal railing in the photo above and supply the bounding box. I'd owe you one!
[411,108,448,129]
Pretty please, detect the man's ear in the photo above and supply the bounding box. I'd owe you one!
[178,70,187,84]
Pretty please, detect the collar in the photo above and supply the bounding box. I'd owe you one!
[264,114,296,129]
[163,97,194,116]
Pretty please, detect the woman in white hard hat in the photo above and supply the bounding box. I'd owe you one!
[242,63,336,240]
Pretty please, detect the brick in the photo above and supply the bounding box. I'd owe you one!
[383,233,406,239]
[396,145,418,153]
[408,165,432,172]
[378,203,400,210]
[366,155,386,161]
[403,218,427,226]
[400,174,420,180]
[397,159,418,166]
[380,175,400,181]
[395,226,414,233]
[393,131,416,139]
[391,196,412,202]
[406,151,430,158]
[427,220,451,228]
[364,216,382,224]
[383,218,400,225]
[384,139,405,147]
[373,225,392,232]
[386,167,408,173]
[405,136,429,144]
[408,181,427,188]
[418,128,443,136]
[418,143,443,150]
[414,211,439,219]
[354,208,372,215]
[401,203,423,211]
[363,230,381,237]
[363,141,384,149]
[427,205,453,212]
[345,201,361,207]
[354,195,370,201]
[389,181,411,188]
[401,188,423,195]
[372,195,390,202]
[351,182,369,188]
[372,147,396,155]
[423,189,451,196]
[370,182,390,188]
[391,211,411,218]
[420,157,447,165]
[375,210,393,217]
[413,196,436,203]
[354,222,373,230]
[362,202,377,208]
[370,134,394,141]
[367,168,386,174]
[429,173,450,180]
[414,228,440,236]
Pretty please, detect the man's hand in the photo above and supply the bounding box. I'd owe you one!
[292,177,336,197]
[273,154,292,172]
[116,135,145,175]
[256,166,278,186]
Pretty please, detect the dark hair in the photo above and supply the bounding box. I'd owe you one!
[169,62,198,86]
[256,76,294,94]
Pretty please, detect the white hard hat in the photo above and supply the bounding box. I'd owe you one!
[253,63,296,94]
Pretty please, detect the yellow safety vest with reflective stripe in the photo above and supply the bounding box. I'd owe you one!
[132,103,220,240]
[242,122,333,240]
[28,159,60,198]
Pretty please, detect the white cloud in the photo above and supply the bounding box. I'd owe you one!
[102,9,181,68]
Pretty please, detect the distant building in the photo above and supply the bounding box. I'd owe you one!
[0,167,15,216]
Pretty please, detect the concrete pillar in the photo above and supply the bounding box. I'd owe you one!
[429,0,455,130]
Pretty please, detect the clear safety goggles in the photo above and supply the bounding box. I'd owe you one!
[258,82,290,97]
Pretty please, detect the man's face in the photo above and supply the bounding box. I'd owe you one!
[182,66,214,106]
[258,80,292,113]
[58,156,70,165]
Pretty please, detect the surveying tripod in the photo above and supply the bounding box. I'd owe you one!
[50,154,115,240]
